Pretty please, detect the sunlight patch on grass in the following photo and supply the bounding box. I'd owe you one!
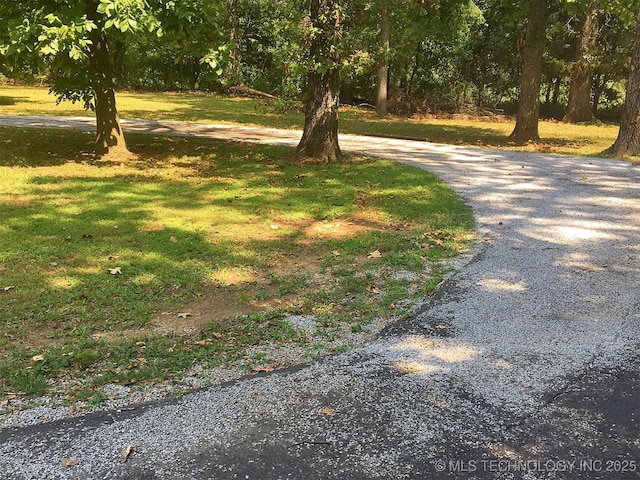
[204,266,260,285]
[0,115,478,401]
[47,275,81,290]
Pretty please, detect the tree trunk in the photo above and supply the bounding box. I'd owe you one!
[408,42,422,98]
[591,72,605,116]
[94,87,127,156]
[226,0,243,86]
[88,32,128,157]
[544,79,552,105]
[563,0,599,123]
[608,8,640,158]
[294,0,341,163]
[510,0,548,144]
[376,1,390,117]
[296,69,341,163]
[551,76,561,108]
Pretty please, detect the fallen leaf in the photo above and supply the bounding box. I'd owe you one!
[135,341,146,347]
[193,339,211,346]
[0,400,9,408]
[252,365,277,373]
[136,357,147,365]
[50,262,58,266]
[435,324,447,330]
[269,224,280,230]
[108,267,122,275]
[31,354,45,362]
[331,250,341,257]
[177,312,191,318]
[319,407,337,415]
[64,236,72,242]
[367,250,382,259]
[108,255,119,261]
[61,458,79,468]
[120,445,134,464]
[169,236,178,243]
[2,286,15,291]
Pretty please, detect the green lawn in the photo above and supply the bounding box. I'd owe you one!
[0,85,634,161]
[0,126,474,405]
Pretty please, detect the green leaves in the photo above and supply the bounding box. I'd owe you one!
[98,0,159,34]
[97,0,117,16]
[200,44,231,77]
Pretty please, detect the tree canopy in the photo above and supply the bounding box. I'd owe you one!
[1,0,637,159]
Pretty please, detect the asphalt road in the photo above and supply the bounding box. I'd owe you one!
[0,116,639,479]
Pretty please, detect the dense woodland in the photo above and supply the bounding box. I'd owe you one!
[1,0,639,158]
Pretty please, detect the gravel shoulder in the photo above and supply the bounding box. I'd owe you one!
[0,116,638,479]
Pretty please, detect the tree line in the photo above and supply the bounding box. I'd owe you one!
[1,0,638,160]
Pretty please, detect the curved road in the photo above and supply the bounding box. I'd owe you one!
[1,116,639,479]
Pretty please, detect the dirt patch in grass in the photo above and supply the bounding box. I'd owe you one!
[78,219,389,342]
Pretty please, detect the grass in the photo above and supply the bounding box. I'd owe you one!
[0,126,474,404]
[1,85,636,161]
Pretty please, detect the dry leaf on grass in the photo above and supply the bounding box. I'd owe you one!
[319,407,337,415]
[252,365,278,373]
[169,236,178,243]
[31,354,45,362]
[108,267,122,275]
[120,445,134,464]
[61,458,79,467]
[367,250,382,259]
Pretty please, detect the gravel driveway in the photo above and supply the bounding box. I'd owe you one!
[1,116,639,479]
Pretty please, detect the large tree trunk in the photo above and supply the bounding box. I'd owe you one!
[88,32,128,157]
[94,86,127,156]
[563,0,599,123]
[294,0,341,163]
[376,0,390,117]
[608,8,640,158]
[296,69,341,163]
[510,0,548,144]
